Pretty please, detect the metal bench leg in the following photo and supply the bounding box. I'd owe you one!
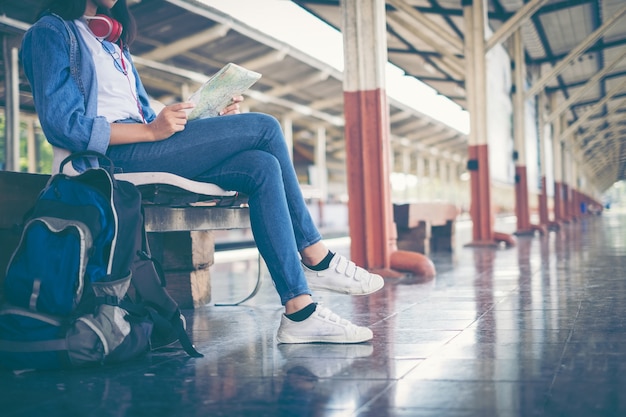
[215,253,263,306]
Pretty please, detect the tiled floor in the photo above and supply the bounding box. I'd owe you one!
[2,211,626,417]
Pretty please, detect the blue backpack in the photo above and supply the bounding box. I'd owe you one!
[0,152,202,370]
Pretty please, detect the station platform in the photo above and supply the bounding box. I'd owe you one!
[2,211,626,416]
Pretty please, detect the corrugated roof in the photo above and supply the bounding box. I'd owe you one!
[2,0,624,191]
[296,0,626,191]
[0,0,467,185]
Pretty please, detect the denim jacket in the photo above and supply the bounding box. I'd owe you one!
[20,13,156,165]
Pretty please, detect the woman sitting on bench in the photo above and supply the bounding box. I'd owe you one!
[21,0,384,344]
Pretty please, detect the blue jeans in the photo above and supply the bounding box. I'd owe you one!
[107,113,321,305]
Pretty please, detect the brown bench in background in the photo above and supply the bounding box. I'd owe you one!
[393,202,459,255]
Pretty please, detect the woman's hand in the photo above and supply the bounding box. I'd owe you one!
[219,95,245,116]
[148,102,195,141]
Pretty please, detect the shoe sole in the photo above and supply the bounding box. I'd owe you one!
[307,278,384,296]
[276,334,373,344]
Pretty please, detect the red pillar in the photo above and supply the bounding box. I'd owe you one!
[514,166,533,234]
[562,182,573,222]
[554,181,564,223]
[341,0,434,277]
[463,0,510,248]
[540,176,559,230]
[468,144,495,244]
[343,89,393,269]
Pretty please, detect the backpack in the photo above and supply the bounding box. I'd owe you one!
[0,151,202,370]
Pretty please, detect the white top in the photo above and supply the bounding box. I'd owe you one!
[75,19,144,123]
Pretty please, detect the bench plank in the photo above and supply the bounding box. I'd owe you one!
[143,205,249,232]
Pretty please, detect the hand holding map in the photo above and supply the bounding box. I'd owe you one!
[186,63,262,120]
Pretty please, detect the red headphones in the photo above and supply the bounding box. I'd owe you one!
[87,14,123,43]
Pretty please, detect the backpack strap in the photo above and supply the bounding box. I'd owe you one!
[59,150,116,176]
[171,309,203,358]
[140,305,203,358]
[128,216,203,358]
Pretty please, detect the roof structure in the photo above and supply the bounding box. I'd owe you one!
[295,0,626,191]
[0,0,466,189]
[1,0,624,192]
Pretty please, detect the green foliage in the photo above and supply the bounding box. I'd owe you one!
[0,115,4,169]
[1,114,52,173]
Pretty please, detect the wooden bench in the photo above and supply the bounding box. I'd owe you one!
[0,171,250,309]
[393,202,459,255]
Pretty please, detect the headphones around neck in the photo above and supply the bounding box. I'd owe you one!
[87,14,123,43]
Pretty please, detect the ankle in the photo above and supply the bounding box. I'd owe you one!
[303,250,335,271]
[285,302,317,322]
[284,294,314,315]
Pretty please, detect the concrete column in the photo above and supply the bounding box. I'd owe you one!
[26,120,37,173]
[341,0,435,277]
[282,117,293,161]
[562,145,573,221]
[512,30,533,234]
[181,83,191,102]
[315,126,328,202]
[3,36,20,172]
[570,154,581,220]
[429,156,437,200]
[402,149,411,201]
[439,160,447,201]
[437,159,444,201]
[448,161,457,203]
[416,156,425,201]
[341,0,393,270]
[537,90,551,226]
[552,96,565,223]
[463,0,496,245]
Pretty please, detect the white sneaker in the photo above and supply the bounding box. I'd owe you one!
[276,306,373,344]
[303,254,384,295]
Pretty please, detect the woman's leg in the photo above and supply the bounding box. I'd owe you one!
[108,111,382,294]
[108,113,322,252]
[108,113,377,343]
[194,149,312,305]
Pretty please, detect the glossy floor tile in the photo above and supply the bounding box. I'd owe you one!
[2,211,626,417]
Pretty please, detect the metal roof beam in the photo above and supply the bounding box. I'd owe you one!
[532,38,626,66]
[580,124,626,151]
[0,15,30,34]
[387,0,464,53]
[140,24,231,61]
[407,124,447,142]
[486,0,549,52]
[282,95,343,120]
[389,111,414,124]
[392,118,432,135]
[546,71,626,95]
[536,0,596,15]
[165,0,343,78]
[386,13,465,79]
[306,95,344,112]
[562,84,626,140]
[571,91,626,111]
[526,3,626,98]
[240,49,290,71]
[546,49,626,123]
[265,70,331,98]
[419,130,458,146]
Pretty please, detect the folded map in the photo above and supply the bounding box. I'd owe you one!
[186,63,262,120]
